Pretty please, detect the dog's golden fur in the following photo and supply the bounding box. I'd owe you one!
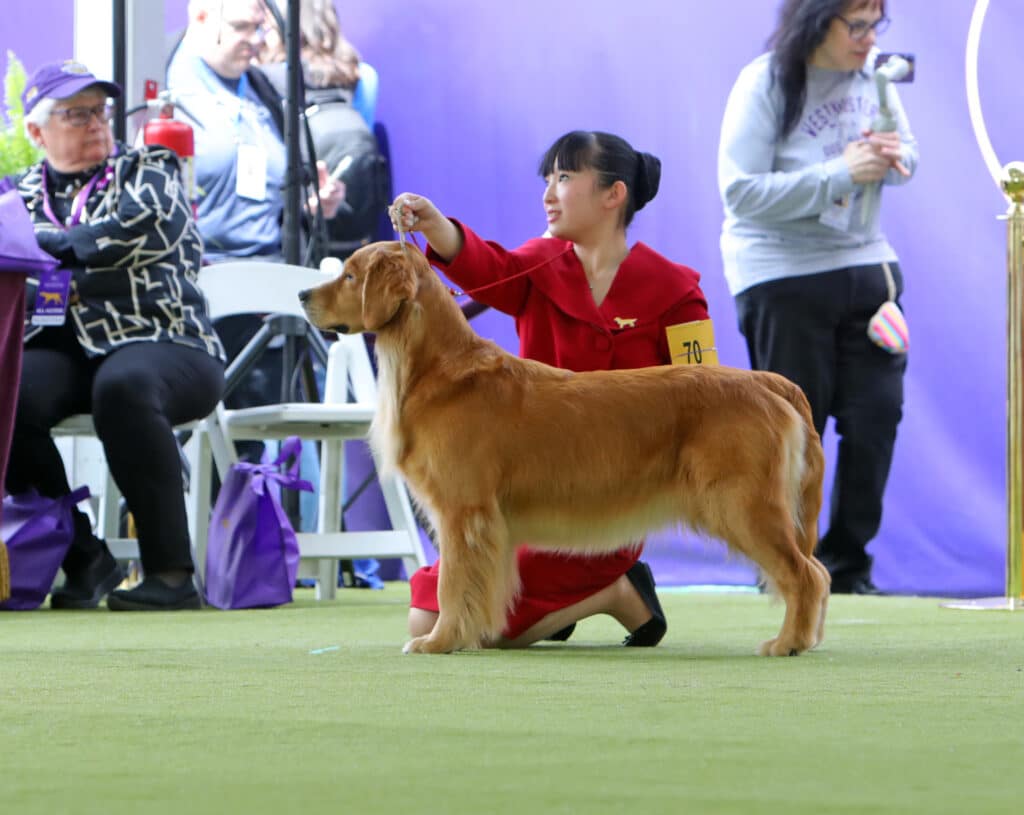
[301,241,830,655]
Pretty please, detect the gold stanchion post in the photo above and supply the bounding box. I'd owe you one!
[945,162,1024,610]
[0,540,9,603]
[1002,162,1024,607]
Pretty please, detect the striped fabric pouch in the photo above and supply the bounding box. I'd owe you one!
[867,262,909,354]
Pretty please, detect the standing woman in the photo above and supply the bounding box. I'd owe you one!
[717,0,917,593]
[393,130,709,647]
[9,62,226,610]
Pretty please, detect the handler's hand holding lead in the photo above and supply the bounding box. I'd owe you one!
[390,196,415,232]
[390,192,463,261]
[391,193,444,233]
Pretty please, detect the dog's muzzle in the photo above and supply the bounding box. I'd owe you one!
[296,288,348,333]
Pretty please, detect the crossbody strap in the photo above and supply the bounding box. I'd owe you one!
[882,261,896,302]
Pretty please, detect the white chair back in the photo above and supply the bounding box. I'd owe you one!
[197,261,336,320]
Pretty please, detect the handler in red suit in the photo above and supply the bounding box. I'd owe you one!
[393,130,709,647]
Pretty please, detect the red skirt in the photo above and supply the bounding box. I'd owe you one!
[409,545,642,639]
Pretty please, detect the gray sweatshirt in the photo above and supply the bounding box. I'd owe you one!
[717,49,918,296]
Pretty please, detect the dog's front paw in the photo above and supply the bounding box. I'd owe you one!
[403,635,431,654]
[403,634,455,654]
[758,636,807,657]
[403,631,485,653]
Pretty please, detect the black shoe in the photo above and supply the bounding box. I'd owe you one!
[622,561,667,647]
[830,575,882,595]
[547,623,576,642]
[107,576,201,611]
[50,544,124,609]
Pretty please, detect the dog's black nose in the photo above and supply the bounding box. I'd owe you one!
[298,288,311,304]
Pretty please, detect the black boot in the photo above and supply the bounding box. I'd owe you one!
[622,561,667,647]
[50,541,124,609]
[107,575,201,611]
[546,623,576,642]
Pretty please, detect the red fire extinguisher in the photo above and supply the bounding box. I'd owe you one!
[142,87,196,211]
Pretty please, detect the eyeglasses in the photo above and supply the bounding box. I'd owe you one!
[836,14,890,41]
[51,102,113,128]
[222,19,266,40]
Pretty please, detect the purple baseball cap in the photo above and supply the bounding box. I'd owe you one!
[21,61,121,117]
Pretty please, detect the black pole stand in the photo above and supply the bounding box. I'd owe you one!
[281,0,303,265]
[112,0,127,143]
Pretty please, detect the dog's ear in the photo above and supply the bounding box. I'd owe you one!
[361,246,419,331]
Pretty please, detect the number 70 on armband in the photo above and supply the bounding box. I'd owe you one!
[666,319,719,366]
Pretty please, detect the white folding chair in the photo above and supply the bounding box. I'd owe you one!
[198,260,427,599]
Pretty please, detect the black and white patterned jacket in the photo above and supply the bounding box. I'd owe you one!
[18,143,225,361]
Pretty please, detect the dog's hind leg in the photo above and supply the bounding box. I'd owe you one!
[403,502,517,654]
[757,546,828,657]
[809,556,830,648]
[718,499,827,656]
[795,417,829,648]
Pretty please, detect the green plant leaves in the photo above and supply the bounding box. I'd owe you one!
[1,51,44,180]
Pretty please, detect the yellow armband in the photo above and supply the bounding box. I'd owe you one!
[666,319,719,366]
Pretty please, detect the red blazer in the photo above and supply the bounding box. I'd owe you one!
[428,221,708,371]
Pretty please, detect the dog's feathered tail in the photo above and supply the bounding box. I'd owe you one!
[761,373,825,560]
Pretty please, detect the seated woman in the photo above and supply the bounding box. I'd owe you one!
[392,130,710,647]
[7,61,226,610]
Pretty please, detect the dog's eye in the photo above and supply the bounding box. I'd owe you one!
[344,273,356,282]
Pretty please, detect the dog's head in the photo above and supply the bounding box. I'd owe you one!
[300,241,421,334]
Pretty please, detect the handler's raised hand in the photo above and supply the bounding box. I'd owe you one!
[390,193,464,261]
[390,193,439,233]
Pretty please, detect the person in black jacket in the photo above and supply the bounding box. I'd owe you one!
[9,60,226,610]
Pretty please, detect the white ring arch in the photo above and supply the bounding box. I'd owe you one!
[966,0,1003,191]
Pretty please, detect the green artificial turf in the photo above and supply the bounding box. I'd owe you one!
[2,585,1023,815]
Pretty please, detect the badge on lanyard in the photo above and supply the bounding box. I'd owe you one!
[236,143,268,201]
[34,163,112,326]
[31,268,73,326]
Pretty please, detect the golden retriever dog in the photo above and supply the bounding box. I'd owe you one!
[300,241,829,656]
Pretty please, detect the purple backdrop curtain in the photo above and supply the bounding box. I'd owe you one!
[6,0,1022,595]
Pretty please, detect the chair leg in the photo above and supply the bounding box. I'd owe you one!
[101,469,122,543]
[315,560,338,601]
[315,437,344,600]
[185,427,213,598]
[377,469,428,569]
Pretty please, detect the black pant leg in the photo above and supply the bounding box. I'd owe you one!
[817,264,906,580]
[737,264,906,583]
[90,342,224,575]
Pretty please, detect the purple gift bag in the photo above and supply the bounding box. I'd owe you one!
[0,486,91,610]
[0,186,60,275]
[205,437,313,609]
[1,187,58,550]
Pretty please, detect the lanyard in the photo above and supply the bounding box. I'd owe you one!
[40,162,114,230]
[194,56,252,133]
[234,72,251,128]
